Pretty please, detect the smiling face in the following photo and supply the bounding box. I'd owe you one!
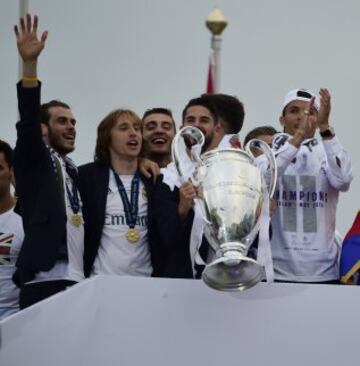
[183,105,218,151]
[43,106,77,155]
[280,100,318,139]
[142,112,175,157]
[108,114,142,162]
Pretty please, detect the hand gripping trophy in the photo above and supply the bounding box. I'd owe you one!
[172,126,277,291]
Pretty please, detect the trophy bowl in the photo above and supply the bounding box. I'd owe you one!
[172,126,276,291]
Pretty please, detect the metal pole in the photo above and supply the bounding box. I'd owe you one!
[211,35,222,93]
[206,7,227,94]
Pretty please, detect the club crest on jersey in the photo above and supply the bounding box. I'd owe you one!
[273,133,290,151]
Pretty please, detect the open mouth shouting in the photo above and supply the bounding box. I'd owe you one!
[127,139,140,148]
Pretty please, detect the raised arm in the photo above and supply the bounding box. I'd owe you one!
[14,15,49,166]
[317,88,353,190]
[317,88,332,138]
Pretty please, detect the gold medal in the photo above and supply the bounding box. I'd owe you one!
[71,213,83,227]
[127,228,139,243]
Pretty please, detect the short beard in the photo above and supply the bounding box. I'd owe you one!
[146,150,172,168]
[201,131,214,153]
[48,129,74,156]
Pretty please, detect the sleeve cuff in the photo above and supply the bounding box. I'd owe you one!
[17,80,42,115]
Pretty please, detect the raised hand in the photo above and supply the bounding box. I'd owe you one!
[299,96,315,134]
[14,14,48,62]
[317,88,331,130]
[289,96,316,147]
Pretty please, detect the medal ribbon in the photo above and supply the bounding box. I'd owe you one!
[65,181,80,214]
[112,170,140,229]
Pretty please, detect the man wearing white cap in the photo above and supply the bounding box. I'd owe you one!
[269,88,353,283]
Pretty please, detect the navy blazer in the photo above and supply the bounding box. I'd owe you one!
[14,82,68,284]
[78,162,165,277]
[149,176,193,278]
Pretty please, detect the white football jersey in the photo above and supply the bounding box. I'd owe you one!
[92,170,152,277]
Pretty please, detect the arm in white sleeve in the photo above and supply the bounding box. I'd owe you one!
[322,137,353,191]
[255,142,299,176]
[274,142,299,176]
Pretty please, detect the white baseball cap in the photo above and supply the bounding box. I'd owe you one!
[282,88,320,111]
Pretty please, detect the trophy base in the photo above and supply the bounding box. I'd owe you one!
[202,255,264,292]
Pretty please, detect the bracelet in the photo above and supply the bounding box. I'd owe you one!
[22,76,38,82]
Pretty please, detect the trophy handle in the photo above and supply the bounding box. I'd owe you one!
[171,126,205,186]
[244,138,277,198]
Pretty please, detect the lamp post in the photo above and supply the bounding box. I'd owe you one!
[206,7,228,93]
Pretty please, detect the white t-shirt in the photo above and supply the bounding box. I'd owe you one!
[32,154,84,283]
[0,207,24,318]
[270,134,353,282]
[92,171,152,277]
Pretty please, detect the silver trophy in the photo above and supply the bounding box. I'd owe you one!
[172,126,277,291]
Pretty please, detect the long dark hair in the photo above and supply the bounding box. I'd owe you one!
[94,109,141,165]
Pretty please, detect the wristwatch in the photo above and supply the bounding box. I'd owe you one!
[320,126,335,138]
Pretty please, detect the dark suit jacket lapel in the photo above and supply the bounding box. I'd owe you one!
[95,163,110,229]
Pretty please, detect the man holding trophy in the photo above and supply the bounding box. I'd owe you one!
[150,97,220,280]
[151,95,276,290]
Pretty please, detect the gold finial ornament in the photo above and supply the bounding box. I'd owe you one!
[206,7,228,35]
